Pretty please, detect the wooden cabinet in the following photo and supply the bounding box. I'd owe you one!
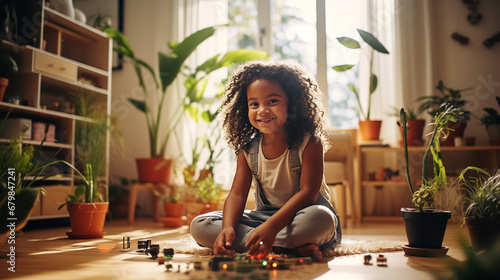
[357,145,500,222]
[0,0,111,219]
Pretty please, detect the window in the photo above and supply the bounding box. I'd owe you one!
[228,0,362,128]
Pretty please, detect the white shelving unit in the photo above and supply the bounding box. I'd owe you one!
[0,0,112,219]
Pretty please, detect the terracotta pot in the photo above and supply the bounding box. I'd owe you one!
[0,77,8,102]
[67,202,108,238]
[465,217,500,250]
[164,202,185,218]
[401,208,451,249]
[440,120,467,146]
[358,120,382,141]
[185,202,219,227]
[486,125,500,145]
[136,158,173,184]
[399,119,426,147]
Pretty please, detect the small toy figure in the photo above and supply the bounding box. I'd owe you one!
[164,248,174,257]
[147,244,160,260]
[165,256,173,272]
[376,254,387,267]
[363,254,372,265]
[122,237,130,249]
[137,239,151,254]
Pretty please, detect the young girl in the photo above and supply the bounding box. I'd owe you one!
[190,60,342,261]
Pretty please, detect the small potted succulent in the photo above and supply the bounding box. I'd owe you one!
[399,105,462,256]
[480,96,500,145]
[452,166,500,250]
[391,106,426,146]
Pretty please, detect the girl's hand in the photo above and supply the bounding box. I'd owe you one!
[245,223,277,258]
[213,227,236,256]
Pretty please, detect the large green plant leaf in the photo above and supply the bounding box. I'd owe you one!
[369,74,378,94]
[159,26,218,91]
[356,28,389,54]
[337,36,360,49]
[333,64,355,72]
[128,98,147,113]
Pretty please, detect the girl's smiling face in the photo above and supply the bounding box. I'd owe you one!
[247,79,289,135]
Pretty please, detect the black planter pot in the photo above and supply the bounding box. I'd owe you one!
[401,208,451,249]
[465,217,500,250]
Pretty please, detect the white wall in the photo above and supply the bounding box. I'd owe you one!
[432,0,500,145]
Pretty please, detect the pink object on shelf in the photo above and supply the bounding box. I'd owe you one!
[32,122,56,142]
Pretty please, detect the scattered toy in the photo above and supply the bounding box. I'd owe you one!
[376,254,387,267]
[363,254,372,265]
[122,237,130,249]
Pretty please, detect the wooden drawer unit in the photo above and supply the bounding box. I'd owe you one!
[34,52,77,81]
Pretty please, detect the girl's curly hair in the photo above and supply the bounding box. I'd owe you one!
[220,59,330,154]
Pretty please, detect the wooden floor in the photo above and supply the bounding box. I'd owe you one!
[0,218,469,280]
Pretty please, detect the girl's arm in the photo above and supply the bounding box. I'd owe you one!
[213,151,252,255]
[246,137,324,257]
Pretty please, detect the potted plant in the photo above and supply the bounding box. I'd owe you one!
[480,96,500,145]
[417,80,474,146]
[57,90,116,238]
[105,26,267,184]
[186,176,221,226]
[333,28,390,141]
[0,110,65,244]
[399,105,462,256]
[391,106,426,146]
[452,167,500,250]
[153,183,186,228]
[0,51,18,102]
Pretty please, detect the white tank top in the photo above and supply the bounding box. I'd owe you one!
[245,134,330,207]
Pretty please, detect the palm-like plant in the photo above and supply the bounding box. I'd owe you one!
[333,28,390,120]
[105,26,267,158]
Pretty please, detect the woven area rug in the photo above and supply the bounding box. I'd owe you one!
[161,236,405,257]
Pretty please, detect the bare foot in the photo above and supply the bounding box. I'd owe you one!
[295,243,322,262]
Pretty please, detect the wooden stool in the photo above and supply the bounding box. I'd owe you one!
[128,183,161,225]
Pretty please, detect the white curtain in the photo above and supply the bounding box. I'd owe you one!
[168,0,230,184]
[361,0,434,146]
[393,0,435,123]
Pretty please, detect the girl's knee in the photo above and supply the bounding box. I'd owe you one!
[298,205,337,229]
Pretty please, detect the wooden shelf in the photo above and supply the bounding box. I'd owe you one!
[2,0,111,221]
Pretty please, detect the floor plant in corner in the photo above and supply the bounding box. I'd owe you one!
[399,105,462,257]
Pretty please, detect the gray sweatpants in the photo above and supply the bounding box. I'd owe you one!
[190,204,338,252]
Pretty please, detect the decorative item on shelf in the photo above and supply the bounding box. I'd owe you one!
[105,26,267,184]
[480,96,500,145]
[333,28,390,141]
[417,80,474,146]
[74,8,86,23]
[51,0,76,19]
[399,105,462,257]
[451,167,500,251]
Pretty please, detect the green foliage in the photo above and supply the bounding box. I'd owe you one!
[193,177,221,204]
[333,29,389,120]
[400,105,462,212]
[453,167,500,222]
[480,96,500,128]
[105,25,267,158]
[417,80,474,121]
[441,233,500,280]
